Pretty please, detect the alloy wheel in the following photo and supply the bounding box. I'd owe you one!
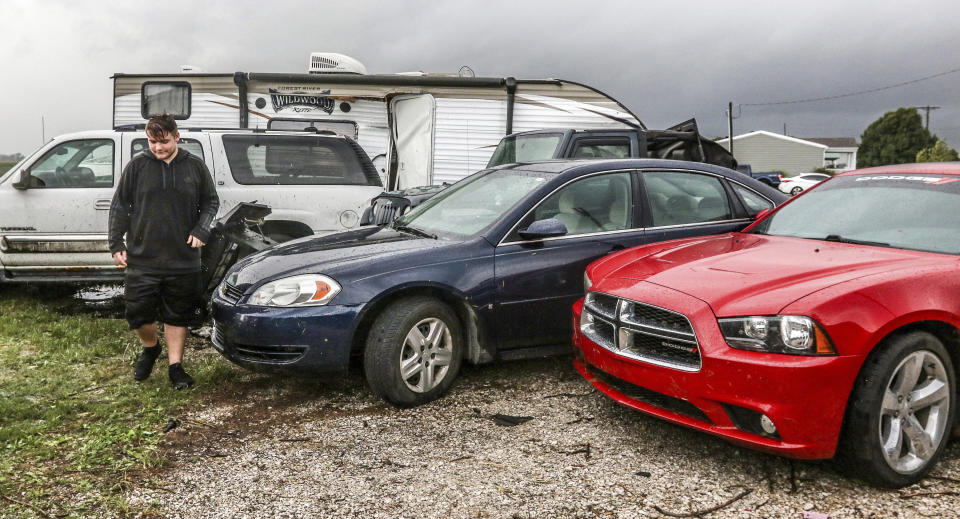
[879,350,951,474]
[399,317,453,393]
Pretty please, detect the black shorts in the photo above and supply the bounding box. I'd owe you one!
[124,268,204,329]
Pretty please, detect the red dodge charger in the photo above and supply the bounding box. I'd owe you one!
[573,163,960,487]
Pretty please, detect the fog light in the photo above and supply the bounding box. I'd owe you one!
[760,414,777,435]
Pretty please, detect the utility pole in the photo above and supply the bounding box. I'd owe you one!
[913,105,940,130]
[783,123,787,135]
[727,101,734,157]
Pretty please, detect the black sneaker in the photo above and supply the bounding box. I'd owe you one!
[168,363,195,390]
[133,345,161,381]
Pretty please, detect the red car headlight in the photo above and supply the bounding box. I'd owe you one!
[718,315,836,356]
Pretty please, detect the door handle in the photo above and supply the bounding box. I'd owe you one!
[94,199,111,210]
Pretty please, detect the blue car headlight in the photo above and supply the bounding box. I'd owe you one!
[247,274,341,307]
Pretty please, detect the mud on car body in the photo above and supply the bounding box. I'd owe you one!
[573,163,960,487]
[211,158,784,407]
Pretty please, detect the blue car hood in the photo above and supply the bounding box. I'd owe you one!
[230,226,451,290]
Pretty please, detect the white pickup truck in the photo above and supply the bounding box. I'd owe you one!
[0,128,384,284]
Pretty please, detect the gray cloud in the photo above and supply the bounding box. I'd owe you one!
[2,0,959,155]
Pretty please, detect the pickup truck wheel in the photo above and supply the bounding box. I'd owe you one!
[839,331,955,487]
[364,296,463,407]
[790,186,803,195]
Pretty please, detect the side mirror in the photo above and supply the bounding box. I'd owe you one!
[11,169,32,190]
[753,208,771,221]
[518,218,568,240]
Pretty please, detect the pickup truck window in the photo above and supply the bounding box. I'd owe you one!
[222,135,377,186]
[29,139,114,188]
[571,139,630,159]
[132,138,205,161]
[644,171,731,226]
[487,133,563,167]
[267,119,359,140]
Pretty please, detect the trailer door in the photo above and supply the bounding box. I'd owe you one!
[391,94,435,189]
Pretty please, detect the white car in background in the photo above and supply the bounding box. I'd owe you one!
[779,172,830,195]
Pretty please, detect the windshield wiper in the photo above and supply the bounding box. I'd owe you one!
[823,234,890,248]
[393,224,438,240]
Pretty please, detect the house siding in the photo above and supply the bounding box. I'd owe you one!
[719,133,825,175]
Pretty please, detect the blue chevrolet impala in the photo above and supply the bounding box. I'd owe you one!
[211,159,786,406]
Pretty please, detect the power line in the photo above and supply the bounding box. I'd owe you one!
[742,66,960,107]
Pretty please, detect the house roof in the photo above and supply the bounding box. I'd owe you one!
[802,137,858,148]
[715,130,828,149]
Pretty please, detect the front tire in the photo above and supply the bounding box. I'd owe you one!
[839,331,956,487]
[790,186,803,195]
[364,296,463,407]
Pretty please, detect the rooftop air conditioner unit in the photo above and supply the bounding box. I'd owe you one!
[307,53,367,75]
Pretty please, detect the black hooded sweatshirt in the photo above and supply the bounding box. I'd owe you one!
[108,148,220,274]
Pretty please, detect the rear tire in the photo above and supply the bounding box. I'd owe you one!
[790,186,803,195]
[839,331,955,487]
[364,296,463,407]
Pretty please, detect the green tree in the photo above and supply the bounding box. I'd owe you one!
[916,139,959,162]
[858,108,937,167]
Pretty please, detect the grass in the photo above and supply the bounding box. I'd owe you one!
[0,286,241,518]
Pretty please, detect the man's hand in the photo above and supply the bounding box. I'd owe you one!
[187,235,205,248]
[112,251,127,266]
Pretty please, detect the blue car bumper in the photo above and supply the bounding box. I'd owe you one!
[210,292,364,374]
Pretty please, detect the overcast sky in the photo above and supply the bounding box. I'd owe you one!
[2,0,959,155]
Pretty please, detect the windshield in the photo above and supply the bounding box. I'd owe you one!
[394,169,552,239]
[487,133,563,167]
[751,174,960,255]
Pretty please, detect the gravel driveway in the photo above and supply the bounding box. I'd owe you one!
[128,351,960,518]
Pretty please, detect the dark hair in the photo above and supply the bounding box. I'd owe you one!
[145,113,178,139]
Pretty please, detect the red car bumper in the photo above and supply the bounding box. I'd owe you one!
[572,281,864,460]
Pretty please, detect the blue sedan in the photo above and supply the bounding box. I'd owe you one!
[211,159,786,406]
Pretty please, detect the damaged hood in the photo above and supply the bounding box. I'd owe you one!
[228,226,454,289]
[598,233,944,316]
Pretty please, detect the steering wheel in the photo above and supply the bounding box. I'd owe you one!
[54,166,68,181]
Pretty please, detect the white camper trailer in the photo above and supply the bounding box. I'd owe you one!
[112,53,644,190]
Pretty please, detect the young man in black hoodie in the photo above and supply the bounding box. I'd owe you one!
[108,114,219,389]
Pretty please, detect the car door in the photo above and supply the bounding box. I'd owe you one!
[0,136,118,270]
[493,170,644,351]
[640,169,753,243]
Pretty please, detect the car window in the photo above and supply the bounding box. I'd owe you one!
[752,174,960,255]
[521,172,633,237]
[222,135,380,186]
[643,171,731,226]
[132,138,205,161]
[396,169,552,239]
[29,139,114,188]
[731,183,774,215]
[570,139,630,159]
[487,133,563,167]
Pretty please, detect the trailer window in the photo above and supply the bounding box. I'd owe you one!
[222,135,380,186]
[132,138,204,161]
[141,82,191,119]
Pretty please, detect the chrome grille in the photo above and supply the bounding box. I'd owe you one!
[582,293,701,371]
[221,283,244,305]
